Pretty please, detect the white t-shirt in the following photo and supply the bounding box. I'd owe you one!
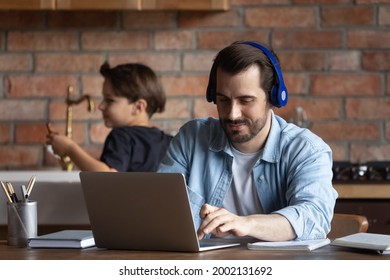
[222,146,264,216]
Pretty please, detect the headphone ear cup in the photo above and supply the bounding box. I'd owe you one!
[270,84,288,108]
[275,83,288,108]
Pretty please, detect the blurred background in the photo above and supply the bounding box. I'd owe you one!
[0,0,389,170]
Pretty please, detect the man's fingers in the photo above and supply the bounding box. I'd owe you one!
[199,204,218,219]
[199,210,230,235]
[200,209,211,219]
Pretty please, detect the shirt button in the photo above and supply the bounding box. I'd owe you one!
[259,175,265,181]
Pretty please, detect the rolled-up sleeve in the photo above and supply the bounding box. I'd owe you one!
[273,133,338,240]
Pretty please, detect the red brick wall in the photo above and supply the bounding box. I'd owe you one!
[0,0,389,170]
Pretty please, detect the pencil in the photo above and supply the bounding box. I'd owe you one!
[46,122,52,133]
[1,181,13,203]
[6,182,18,203]
[27,175,36,197]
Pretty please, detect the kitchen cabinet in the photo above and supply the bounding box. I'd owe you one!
[335,199,390,235]
[334,183,390,234]
[0,0,55,9]
[141,0,229,10]
[56,0,140,10]
[0,0,229,10]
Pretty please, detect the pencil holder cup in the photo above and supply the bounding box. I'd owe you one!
[7,201,38,247]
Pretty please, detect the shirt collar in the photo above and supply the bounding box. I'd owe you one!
[261,110,281,163]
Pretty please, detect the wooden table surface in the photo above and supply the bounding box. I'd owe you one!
[1,240,389,260]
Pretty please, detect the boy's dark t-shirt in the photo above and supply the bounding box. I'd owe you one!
[100,126,173,172]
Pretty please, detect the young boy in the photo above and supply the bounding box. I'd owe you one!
[46,62,172,172]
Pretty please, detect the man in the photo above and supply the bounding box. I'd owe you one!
[158,41,337,241]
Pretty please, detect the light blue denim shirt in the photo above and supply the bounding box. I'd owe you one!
[158,111,338,240]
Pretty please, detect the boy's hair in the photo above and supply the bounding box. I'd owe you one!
[100,62,166,118]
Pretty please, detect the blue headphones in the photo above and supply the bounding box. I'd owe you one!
[206,41,288,108]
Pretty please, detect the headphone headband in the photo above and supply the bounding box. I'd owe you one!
[206,41,288,108]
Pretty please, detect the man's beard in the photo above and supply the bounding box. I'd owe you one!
[220,115,268,144]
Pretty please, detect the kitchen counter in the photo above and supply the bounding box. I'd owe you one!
[333,183,390,199]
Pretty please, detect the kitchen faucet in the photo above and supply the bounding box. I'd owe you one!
[61,85,95,171]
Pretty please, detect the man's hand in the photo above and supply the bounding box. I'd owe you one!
[197,203,251,240]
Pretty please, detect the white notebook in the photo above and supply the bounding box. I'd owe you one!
[28,230,95,249]
[248,238,330,251]
[331,233,390,254]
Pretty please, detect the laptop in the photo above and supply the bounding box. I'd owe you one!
[79,172,240,252]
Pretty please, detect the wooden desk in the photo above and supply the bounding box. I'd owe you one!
[1,240,388,260]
